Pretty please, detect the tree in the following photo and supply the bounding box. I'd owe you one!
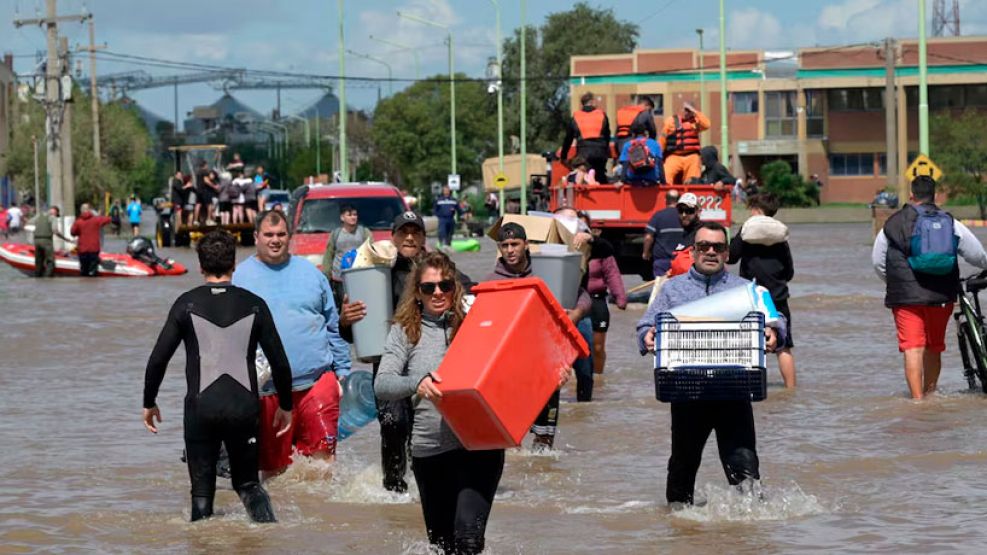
[501,3,638,153]
[372,74,496,196]
[931,108,987,219]
[4,90,160,209]
[760,160,814,207]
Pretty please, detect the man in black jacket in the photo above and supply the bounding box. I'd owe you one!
[872,176,987,399]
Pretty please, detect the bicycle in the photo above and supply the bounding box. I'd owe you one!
[954,271,987,392]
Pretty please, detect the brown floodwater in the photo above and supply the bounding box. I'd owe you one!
[4,221,987,554]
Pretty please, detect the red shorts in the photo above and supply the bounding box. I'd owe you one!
[259,372,340,472]
[892,304,954,353]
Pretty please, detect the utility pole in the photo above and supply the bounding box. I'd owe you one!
[13,0,88,219]
[337,0,348,181]
[76,15,105,161]
[718,0,729,162]
[59,36,76,215]
[697,29,705,113]
[883,37,900,199]
[32,136,41,210]
[918,0,930,155]
[520,0,527,214]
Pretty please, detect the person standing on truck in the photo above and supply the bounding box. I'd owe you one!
[434,185,460,248]
[322,204,371,309]
[637,221,783,507]
[660,102,710,185]
[561,91,612,184]
[872,175,987,399]
[618,121,663,186]
[643,189,683,278]
[614,95,657,159]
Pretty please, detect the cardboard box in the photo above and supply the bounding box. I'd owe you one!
[486,214,590,266]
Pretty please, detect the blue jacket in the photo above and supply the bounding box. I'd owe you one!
[233,255,352,390]
[434,195,460,220]
[619,137,663,184]
[636,266,786,354]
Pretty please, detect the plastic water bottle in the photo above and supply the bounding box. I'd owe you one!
[340,248,358,271]
[338,371,378,440]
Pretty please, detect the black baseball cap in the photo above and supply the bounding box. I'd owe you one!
[392,211,425,233]
[497,222,527,242]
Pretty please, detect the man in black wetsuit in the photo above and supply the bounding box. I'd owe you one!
[142,231,294,522]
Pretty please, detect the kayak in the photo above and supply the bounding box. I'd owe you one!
[451,238,481,252]
[0,242,187,277]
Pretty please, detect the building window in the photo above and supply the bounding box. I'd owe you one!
[805,90,824,137]
[827,88,884,111]
[830,153,883,176]
[765,91,797,137]
[733,91,758,113]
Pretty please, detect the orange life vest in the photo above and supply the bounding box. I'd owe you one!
[665,115,701,156]
[615,104,647,138]
[573,108,606,141]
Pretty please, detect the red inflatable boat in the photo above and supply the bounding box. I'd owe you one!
[0,242,187,277]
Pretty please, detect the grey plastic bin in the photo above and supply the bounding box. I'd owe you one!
[342,265,393,358]
[529,250,582,309]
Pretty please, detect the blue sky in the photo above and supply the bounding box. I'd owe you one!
[3,0,987,129]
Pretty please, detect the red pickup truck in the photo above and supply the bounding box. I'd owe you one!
[287,182,409,269]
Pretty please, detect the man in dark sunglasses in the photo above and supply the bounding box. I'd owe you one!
[635,221,786,507]
[485,221,594,449]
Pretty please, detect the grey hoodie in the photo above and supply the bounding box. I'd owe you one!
[374,312,463,457]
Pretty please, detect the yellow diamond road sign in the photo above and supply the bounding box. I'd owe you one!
[494,171,509,189]
[906,154,943,182]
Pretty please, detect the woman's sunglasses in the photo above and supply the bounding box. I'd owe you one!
[418,279,455,295]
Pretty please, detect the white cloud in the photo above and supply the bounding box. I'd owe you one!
[115,33,231,62]
[818,0,882,31]
[727,8,784,49]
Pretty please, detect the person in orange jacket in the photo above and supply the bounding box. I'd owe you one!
[659,102,710,185]
[613,95,657,159]
[560,92,611,184]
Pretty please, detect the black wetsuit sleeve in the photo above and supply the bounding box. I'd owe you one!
[143,300,185,409]
[256,301,294,412]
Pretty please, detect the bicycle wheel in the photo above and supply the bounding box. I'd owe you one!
[959,296,987,393]
[956,314,979,390]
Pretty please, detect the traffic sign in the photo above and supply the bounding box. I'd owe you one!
[906,154,943,182]
[493,171,508,189]
[448,174,461,191]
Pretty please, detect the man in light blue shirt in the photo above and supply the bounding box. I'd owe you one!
[233,209,352,475]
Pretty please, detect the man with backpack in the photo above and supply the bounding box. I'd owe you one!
[322,204,371,309]
[618,121,662,186]
[872,175,987,399]
[613,96,657,160]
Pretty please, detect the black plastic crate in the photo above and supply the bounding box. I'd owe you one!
[654,365,767,403]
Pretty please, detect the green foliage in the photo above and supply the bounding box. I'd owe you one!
[372,75,496,195]
[930,108,987,219]
[760,160,814,207]
[4,91,159,209]
[501,3,638,153]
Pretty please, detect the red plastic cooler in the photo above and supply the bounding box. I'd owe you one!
[434,277,590,450]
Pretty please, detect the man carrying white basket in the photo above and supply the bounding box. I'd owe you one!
[636,221,785,507]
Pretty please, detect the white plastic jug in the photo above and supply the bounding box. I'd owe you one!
[670,282,779,323]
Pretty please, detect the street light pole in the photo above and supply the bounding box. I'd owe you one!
[520,0,527,214]
[697,28,705,113]
[718,0,729,162]
[338,0,348,181]
[346,49,393,97]
[370,35,420,80]
[489,0,505,215]
[315,109,321,176]
[398,10,456,178]
[918,0,929,155]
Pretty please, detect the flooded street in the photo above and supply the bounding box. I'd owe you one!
[4,221,987,553]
